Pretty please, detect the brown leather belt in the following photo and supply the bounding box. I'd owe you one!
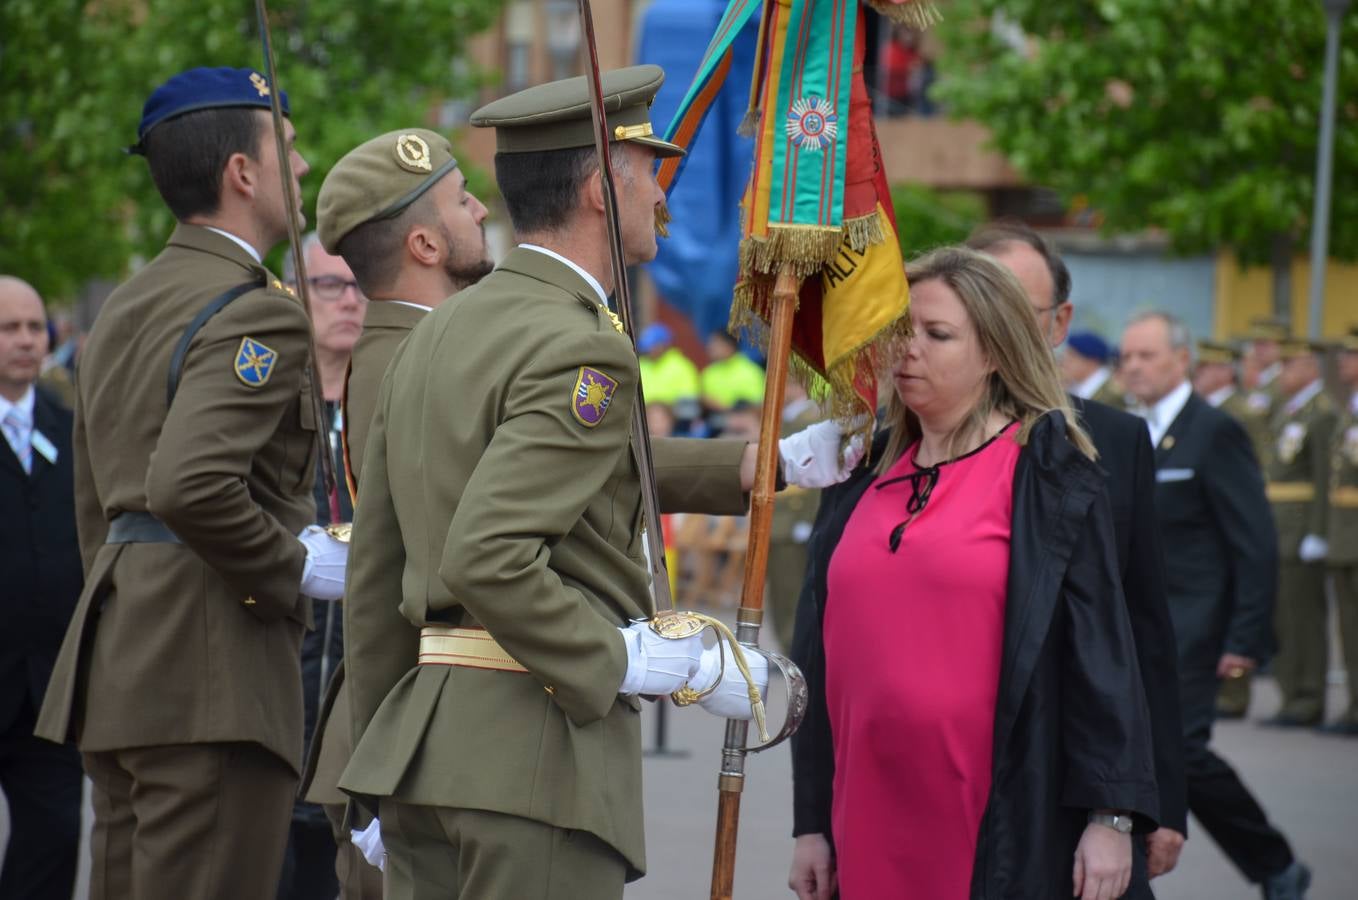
[418,625,527,673]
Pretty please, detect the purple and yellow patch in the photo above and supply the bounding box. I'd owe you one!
[571,366,618,428]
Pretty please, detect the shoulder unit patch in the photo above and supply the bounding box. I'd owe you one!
[235,336,278,387]
[571,366,618,428]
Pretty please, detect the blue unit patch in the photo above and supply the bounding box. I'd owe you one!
[234,337,278,387]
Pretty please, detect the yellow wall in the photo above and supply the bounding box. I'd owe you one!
[1214,250,1358,340]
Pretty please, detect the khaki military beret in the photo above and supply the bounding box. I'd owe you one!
[469,64,684,158]
[317,128,459,253]
[1196,339,1240,365]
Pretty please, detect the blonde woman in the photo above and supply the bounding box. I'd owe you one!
[788,247,1159,900]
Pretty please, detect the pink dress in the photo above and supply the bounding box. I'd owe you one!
[824,426,1020,899]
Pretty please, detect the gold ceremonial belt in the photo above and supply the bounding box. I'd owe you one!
[1332,486,1358,508]
[1267,482,1316,503]
[419,625,528,673]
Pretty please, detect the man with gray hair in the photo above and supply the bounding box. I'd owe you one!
[1120,311,1310,899]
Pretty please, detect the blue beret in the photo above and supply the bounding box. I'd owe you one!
[638,323,673,353]
[133,67,290,149]
[1065,330,1110,364]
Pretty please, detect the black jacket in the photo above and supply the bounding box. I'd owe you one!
[0,386,82,734]
[1152,392,1277,670]
[791,413,1160,899]
[1072,396,1187,833]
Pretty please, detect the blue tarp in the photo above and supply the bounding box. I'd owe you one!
[636,0,758,342]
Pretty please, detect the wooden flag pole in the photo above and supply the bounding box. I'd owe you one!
[709,267,800,900]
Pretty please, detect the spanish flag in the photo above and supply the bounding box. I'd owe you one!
[661,0,938,420]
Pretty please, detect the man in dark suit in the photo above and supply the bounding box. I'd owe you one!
[968,224,1188,878]
[1121,311,1310,899]
[0,275,83,900]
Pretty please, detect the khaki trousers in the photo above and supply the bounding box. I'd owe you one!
[379,800,626,900]
[83,742,295,900]
[1331,564,1358,723]
[324,802,385,899]
[1274,559,1329,722]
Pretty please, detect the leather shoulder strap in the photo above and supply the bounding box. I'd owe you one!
[166,277,267,406]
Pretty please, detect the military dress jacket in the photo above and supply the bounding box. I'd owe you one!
[1220,388,1274,470]
[301,299,429,806]
[1329,396,1358,566]
[340,248,747,878]
[36,224,317,773]
[1266,387,1338,561]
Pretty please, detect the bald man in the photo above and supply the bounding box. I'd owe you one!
[0,276,83,900]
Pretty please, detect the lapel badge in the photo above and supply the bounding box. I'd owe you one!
[571,366,618,428]
[235,336,279,388]
[1161,435,1176,451]
[395,133,433,172]
[249,72,271,98]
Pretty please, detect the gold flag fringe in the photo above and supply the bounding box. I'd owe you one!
[864,0,942,30]
[736,107,761,138]
[843,210,886,252]
[729,263,914,429]
[738,225,844,279]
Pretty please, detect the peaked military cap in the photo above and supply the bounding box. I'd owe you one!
[470,64,684,158]
[1196,339,1240,365]
[317,128,459,253]
[1278,337,1329,359]
[1244,315,1291,342]
[131,67,289,153]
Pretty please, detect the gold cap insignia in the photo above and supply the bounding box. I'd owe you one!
[395,133,433,172]
[249,72,271,98]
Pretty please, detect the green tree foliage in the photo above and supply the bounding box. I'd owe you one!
[890,182,987,257]
[1,0,504,301]
[934,0,1358,264]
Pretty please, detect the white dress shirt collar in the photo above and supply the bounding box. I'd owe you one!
[518,244,608,307]
[1141,380,1192,448]
[0,385,35,425]
[1205,385,1236,408]
[1071,366,1111,401]
[204,226,263,264]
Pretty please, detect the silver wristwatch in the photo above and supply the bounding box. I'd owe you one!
[1088,811,1134,834]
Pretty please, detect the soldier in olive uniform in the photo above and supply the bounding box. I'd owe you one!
[299,127,494,898]
[33,68,350,899]
[1242,316,1291,419]
[1264,338,1338,727]
[339,67,857,899]
[1195,339,1273,718]
[768,378,822,651]
[1322,328,1358,735]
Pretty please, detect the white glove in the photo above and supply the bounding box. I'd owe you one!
[299,525,348,600]
[689,643,770,720]
[779,419,866,489]
[350,817,385,872]
[618,621,704,695]
[1299,534,1329,563]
